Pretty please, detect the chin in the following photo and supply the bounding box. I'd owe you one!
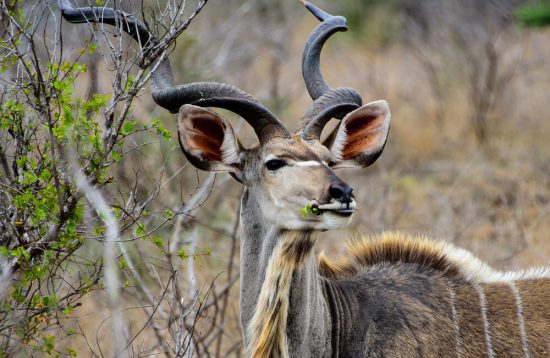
[301,211,354,231]
[271,211,355,231]
[316,211,354,230]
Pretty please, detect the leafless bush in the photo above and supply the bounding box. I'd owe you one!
[0,0,236,355]
[402,0,526,145]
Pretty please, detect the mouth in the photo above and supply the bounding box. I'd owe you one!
[314,201,356,217]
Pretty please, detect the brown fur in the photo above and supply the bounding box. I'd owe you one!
[453,283,490,356]
[516,279,550,356]
[318,232,462,280]
[318,232,550,357]
[482,283,524,356]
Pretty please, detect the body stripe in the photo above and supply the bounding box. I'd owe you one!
[508,281,530,358]
[474,283,495,358]
[448,283,462,358]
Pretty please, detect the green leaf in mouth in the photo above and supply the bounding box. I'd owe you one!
[299,204,321,218]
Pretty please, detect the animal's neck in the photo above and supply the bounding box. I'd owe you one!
[239,189,330,357]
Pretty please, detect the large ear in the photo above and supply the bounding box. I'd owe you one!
[178,104,241,175]
[329,100,391,168]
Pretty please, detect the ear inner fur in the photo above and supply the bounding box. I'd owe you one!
[177,105,241,172]
[330,100,390,168]
[342,111,385,160]
[180,109,225,161]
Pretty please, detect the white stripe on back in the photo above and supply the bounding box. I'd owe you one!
[508,281,531,358]
[474,283,495,358]
[448,283,462,358]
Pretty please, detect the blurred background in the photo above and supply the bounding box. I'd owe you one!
[1,0,550,356]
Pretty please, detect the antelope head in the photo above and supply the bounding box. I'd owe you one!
[177,1,391,232]
[58,0,390,232]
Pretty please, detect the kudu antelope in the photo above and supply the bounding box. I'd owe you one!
[60,1,550,357]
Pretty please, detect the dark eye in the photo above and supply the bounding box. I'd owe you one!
[265,159,287,171]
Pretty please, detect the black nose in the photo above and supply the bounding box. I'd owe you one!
[329,183,353,204]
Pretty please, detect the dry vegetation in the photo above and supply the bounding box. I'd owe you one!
[1,0,549,356]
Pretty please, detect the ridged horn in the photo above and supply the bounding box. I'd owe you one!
[297,88,362,140]
[58,0,290,144]
[298,1,363,140]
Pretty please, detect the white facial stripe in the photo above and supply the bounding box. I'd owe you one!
[263,155,324,168]
[293,161,322,167]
